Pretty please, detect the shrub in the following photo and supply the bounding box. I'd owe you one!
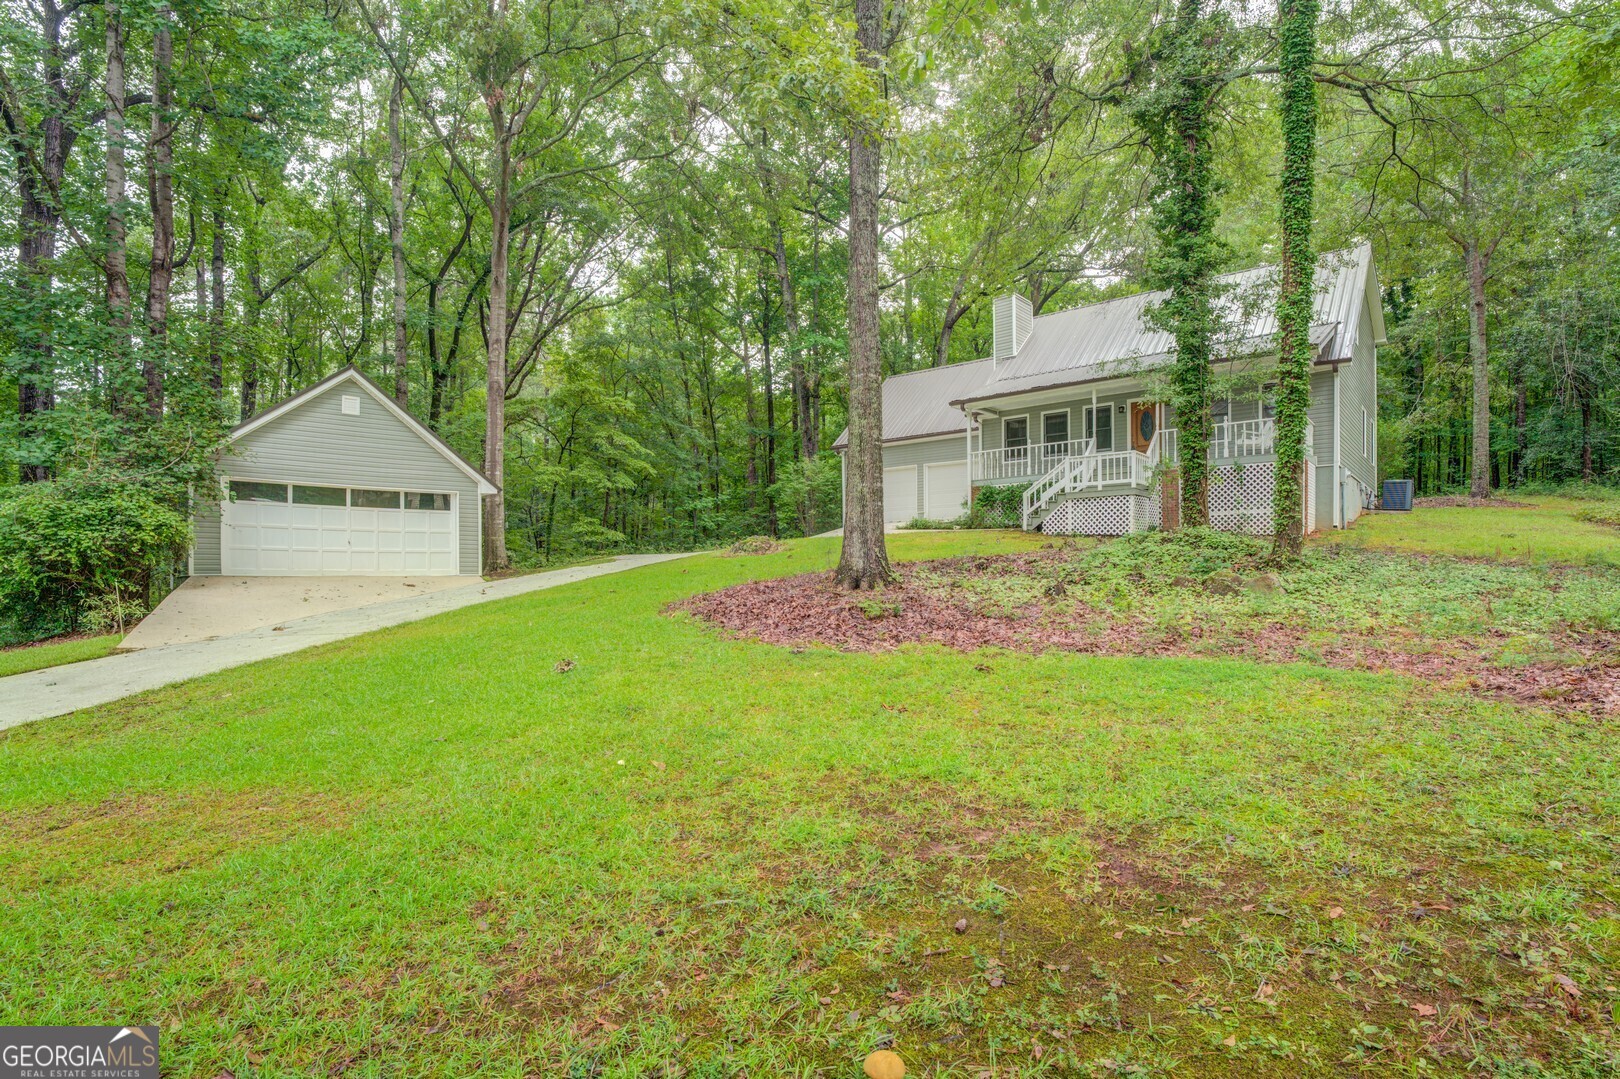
[0,473,191,635]
[969,483,1030,529]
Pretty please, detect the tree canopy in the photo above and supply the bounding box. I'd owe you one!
[2,0,1614,604]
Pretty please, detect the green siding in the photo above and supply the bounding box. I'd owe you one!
[192,498,222,575]
[193,381,484,574]
[1337,303,1379,521]
[880,435,967,519]
[1310,368,1336,528]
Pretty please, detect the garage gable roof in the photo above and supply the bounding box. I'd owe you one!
[230,366,499,495]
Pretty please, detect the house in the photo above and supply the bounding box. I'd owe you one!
[190,367,498,576]
[834,244,1386,535]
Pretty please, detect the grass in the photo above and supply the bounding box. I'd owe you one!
[0,633,120,678]
[908,527,1620,664]
[0,524,1617,1077]
[1326,495,1620,566]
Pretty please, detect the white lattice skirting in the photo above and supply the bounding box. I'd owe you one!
[1038,464,1281,536]
[1042,494,1154,536]
[1209,462,1276,535]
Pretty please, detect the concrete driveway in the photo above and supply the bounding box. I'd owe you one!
[118,574,484,650]
[1,553,691,731]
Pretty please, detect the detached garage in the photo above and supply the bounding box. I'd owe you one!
[191,367,498,577]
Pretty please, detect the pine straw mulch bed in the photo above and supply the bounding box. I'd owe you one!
[675,553,1620,715]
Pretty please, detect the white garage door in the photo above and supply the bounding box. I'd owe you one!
[883,466,917,524]
[925,461,969,521]
[222,480,458,575]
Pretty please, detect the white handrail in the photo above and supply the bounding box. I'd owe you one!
[973,437,1095,482]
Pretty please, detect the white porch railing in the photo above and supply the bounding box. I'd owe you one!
[1154,418,1312,464]
[972,438,1093,482]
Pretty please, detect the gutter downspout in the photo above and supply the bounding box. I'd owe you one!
[964,410,973,507]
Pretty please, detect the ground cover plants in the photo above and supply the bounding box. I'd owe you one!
[683,526,1620,713]
[1,524,1617,1076]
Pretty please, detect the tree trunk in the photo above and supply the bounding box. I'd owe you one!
[103,0,132,409]
[211,199,226,396]
[243,254,263,420]
[1269,0,1318,555]
[760,277,778,535]
[389,73,409,406]
[772,225,814,462]
[1509,362,1525,486]
[1464,240,1490,499]
[1579,392,1593,481]
[482,138,512,572]
[1138,0,1222,527]
[934,289,971,368]
[143,4,176,419]
[834,0,894,589]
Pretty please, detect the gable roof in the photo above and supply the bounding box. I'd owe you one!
[834,244,1383,448]
[230,366,499,495]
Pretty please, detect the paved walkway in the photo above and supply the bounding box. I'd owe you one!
[0,553,690,731]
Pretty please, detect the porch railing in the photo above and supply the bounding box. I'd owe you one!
[1150,418,1310,464]
[971,438,1093,482]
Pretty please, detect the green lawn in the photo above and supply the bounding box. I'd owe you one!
[1,527,1616,1077]
[1325,495,1620,566]
[0,633,120,678]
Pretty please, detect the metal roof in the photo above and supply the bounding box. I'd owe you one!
[831,358,993,449]
[835,245,1379,446]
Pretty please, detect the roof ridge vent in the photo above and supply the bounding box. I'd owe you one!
[992,292,1033,367]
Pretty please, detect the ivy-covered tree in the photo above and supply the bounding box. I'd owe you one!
[1270,0,1319,554]
[1127,0,1234,527]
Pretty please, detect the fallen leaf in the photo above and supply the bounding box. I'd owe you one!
[1255,983,1274,999]
[1222,1034,1237,1047]
[953,918,968,934]
[651,760,666,771]
[1112,930,1125,939]
[1328,907,1344,919]
[1241,903,1256,912]
[1552,973,1582,998]
[554,659,576,674]
[1411,1003,1437,1017]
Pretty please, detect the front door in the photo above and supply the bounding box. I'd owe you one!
[1130,401,1159,453]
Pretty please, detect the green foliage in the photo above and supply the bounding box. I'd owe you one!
[968,481,1029,528]
[0,472,191,638]
[1127,0,1238,526]
[4,530,1618,1073]
[1270,0,1320,553]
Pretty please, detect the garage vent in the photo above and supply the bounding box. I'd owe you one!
[341,394,360,415]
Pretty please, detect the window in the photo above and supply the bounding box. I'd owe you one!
[229,480,288,503]
[1003,416,1029,461]
[351,489,402,509]
[1082,405,1113,451]
[1041,411,1069,446]
[405,492,452,511]
[292,484,346,506]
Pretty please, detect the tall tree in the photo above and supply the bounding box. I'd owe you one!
[1130,0,1231,527]
[835,0,894,589]
[1270,0,1319,553]
[388,71,409,405]
[103,0,132,408]
[143,2,178,418]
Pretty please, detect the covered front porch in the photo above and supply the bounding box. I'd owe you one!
[959,379,1311,534]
